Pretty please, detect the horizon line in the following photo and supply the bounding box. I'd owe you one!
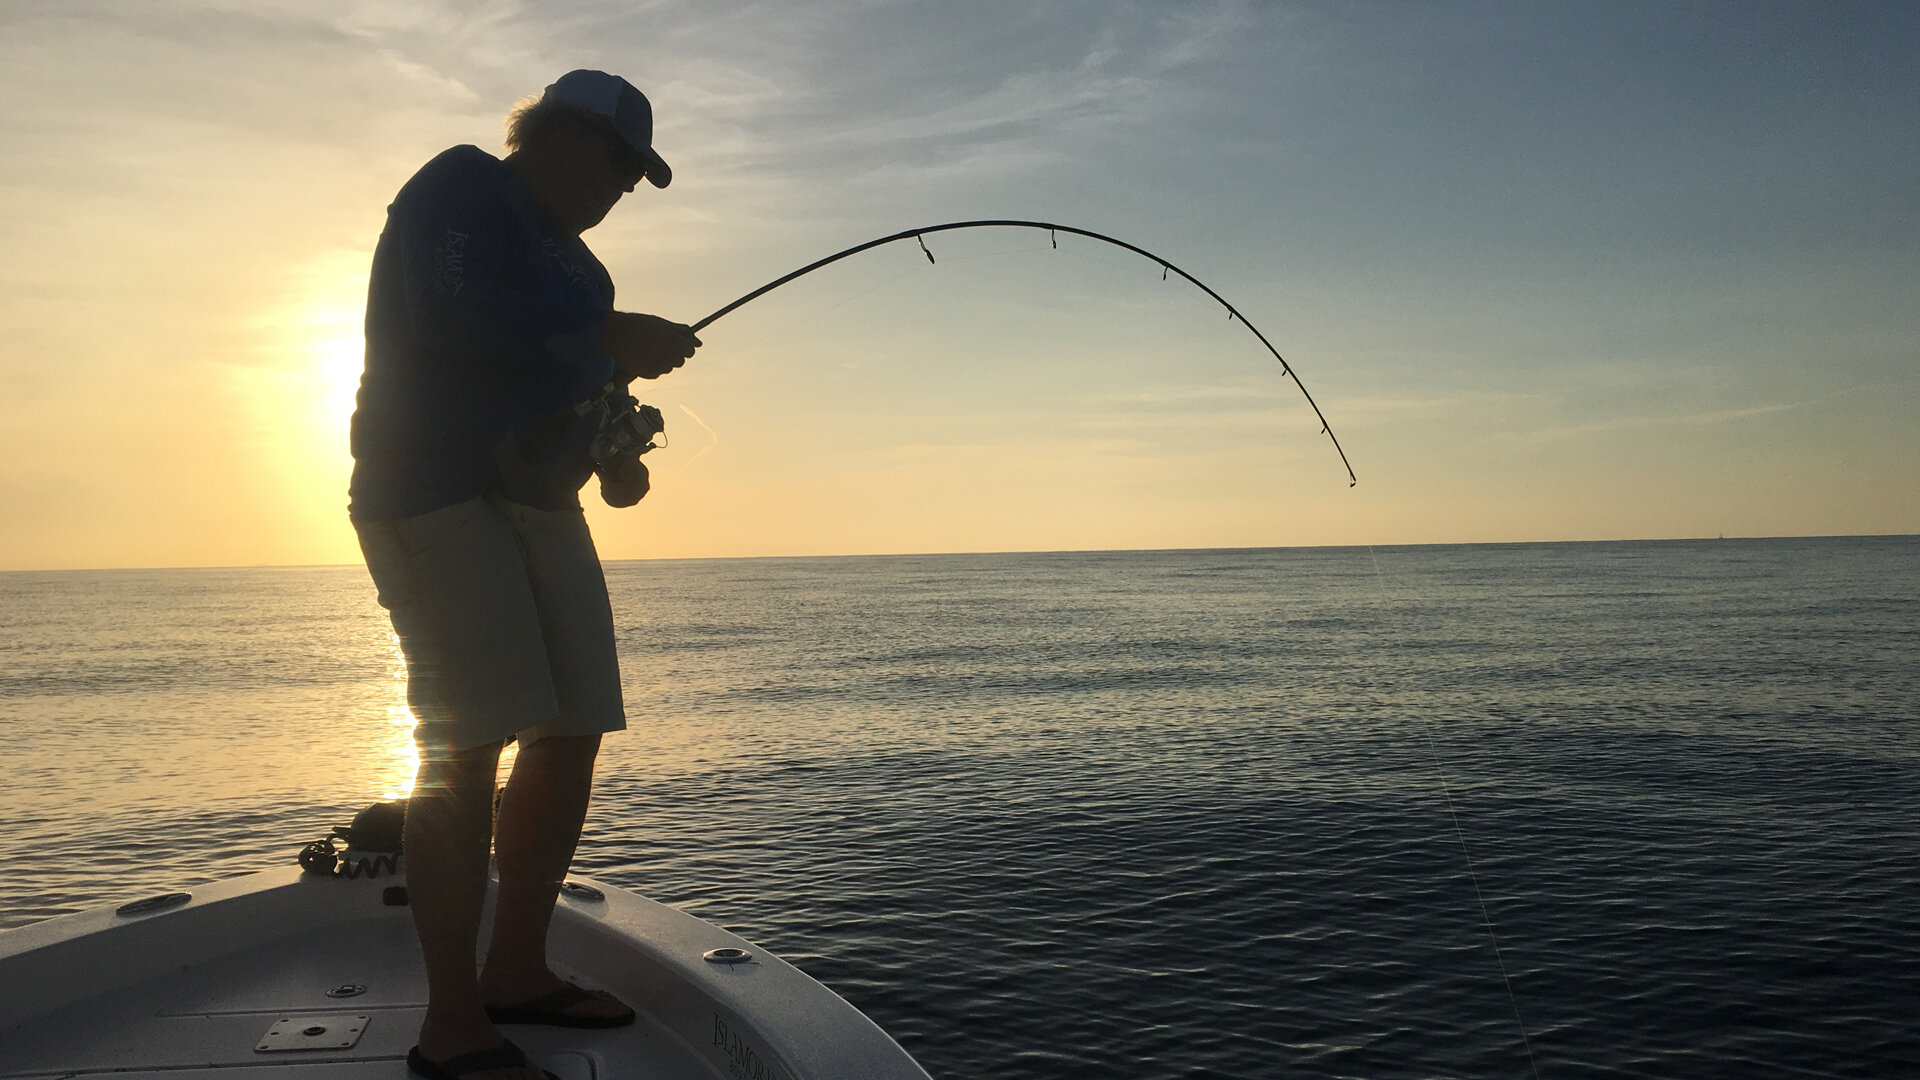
[3,532,1913,575]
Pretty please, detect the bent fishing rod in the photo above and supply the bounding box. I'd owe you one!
[538,219,1357,487]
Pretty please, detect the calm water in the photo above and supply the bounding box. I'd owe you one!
[2,538,1917,1078]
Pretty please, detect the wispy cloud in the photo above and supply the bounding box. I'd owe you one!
[1327,390,1548,426]
[674,402,720,468]
[652,2,1251,189]
[1496,401,1803,448]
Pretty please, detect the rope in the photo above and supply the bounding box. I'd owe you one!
[297,836,401,880]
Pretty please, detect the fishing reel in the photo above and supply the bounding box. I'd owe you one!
[590,391,665,467]
[591,391,664,508]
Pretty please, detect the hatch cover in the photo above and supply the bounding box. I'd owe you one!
[256,1014,369,1052]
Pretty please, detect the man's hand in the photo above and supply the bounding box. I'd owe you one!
[604,311,700,380]
[598,455,650,508]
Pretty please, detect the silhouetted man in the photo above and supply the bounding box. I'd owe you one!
[348,70,698,1080]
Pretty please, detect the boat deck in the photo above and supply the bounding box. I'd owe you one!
[0,867,928,1080]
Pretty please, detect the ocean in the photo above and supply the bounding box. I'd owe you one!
[2,538,1916,1078]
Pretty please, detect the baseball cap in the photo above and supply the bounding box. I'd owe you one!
[543,69,672,188]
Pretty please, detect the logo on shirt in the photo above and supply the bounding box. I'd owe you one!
[435,229,469,296]
[540,237,594,289]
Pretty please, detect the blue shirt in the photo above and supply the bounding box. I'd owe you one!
[348,146,618,521]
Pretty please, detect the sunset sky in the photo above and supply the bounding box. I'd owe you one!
[3,1,1915,570]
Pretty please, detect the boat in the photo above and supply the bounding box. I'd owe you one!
[0,845,931,1079]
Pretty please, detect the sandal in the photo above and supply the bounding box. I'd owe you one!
[485,982,636,1029]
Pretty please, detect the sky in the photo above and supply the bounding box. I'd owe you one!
[2,0,1916,570]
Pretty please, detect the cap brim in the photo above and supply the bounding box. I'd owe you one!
[641,147,671,189]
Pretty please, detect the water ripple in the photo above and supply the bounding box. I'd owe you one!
[3,539,1917,1078]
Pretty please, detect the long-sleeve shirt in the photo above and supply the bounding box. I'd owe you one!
[348,145,618,521]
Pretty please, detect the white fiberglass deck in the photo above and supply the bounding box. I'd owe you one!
[0,865,929,1079]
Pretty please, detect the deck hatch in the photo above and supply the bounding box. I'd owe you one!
[256,1014,369,1052]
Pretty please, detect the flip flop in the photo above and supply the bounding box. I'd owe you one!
[485,982,636,1029]
[407,1038,557,1080]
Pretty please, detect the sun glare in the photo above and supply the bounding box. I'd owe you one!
[315,321,365,432]
[232,248,372,562]
[377,630,418,800]
[282,251,371,451]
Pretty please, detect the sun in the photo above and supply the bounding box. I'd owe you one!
[228,248,373,563]
[314,316,365,435]
[281,250,372,448]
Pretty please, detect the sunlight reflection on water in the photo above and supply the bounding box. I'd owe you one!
[376,630,418,801]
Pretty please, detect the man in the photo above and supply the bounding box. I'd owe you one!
[348,70,699,1080]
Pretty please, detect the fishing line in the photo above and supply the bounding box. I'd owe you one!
[531,220,1357,487]
[703,261,926,361]
[943,242,1056,263]
[1363,545,1542,1080]
[1049,242,1167,278]
[710,243,1049,359]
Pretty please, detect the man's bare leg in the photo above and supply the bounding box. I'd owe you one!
[406,740,547,1079]
[479,732,627,1020]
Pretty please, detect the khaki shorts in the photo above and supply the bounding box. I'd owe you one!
[355,493,627,756]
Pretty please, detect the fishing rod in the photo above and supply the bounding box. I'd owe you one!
[539,219,1357,487]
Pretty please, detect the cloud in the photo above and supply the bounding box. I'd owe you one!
[644,1,1252,190]
[1325,391,1548,426]
[1496,401,1803,448]
[674,402,720,468]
